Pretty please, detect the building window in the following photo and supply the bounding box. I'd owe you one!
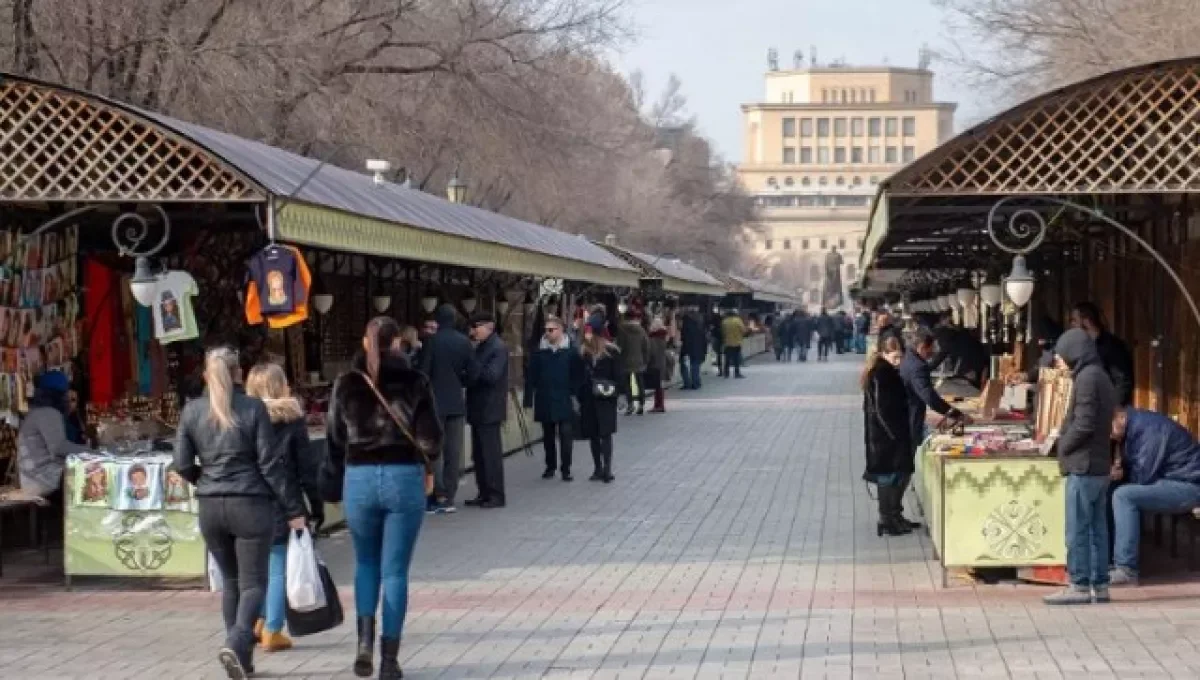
[783,147,797,164]
[800,147,813,164]
[834,118,847,137]
[902,116,916,136]
[821,89,828,103]
[817,147,830,163]
[765,239,773,250]
[800,118,814,137]
[869,89,877,102]
[767,176,778,187]
[783,118,796,138]
[851,146,863,163]
[857,237,864,248]
[869,176,879,185]
[841,89,847,103]
[817,118,830,137]
[851,118,864,136]
[885,117,899,136]
[834,147,846,163]
[868,146,881,163]
[820,238,828,249]
[902,146,915,163]
[868,118,882,137]
[838,238,846,249]
[852,176,863,185]
[801,176,811,186]
[802,239,810,249]
[783,239,792,250]
[784,176,794,187]
[818,176,828,186]
[849,89,856,103]
[885,146,898,163]
[835,176,845,186]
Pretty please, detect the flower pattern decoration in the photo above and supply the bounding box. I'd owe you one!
[112,513,174,572]
[980,500,1048,561]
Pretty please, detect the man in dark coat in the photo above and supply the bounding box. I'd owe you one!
[929,313,989,388]
[815,309,836,361]
[616,312,650,414]
[524,316,583,481]
[679,307,707,390]
[418,304,478,513]
[1070,302,1134,406]
[465,313,509,509]
[1109,406,1200,586]
[795,311,813,361]
[1045,329,1117,605]
[898,329,963,456]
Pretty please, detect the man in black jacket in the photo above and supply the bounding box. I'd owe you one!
[1070,302,1134,406]
[899,329,964,455]
[466,313,509,508]
[1044,328,1117,605]
[679,307,707,390]
[419,304,478,513]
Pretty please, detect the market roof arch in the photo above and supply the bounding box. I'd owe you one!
[860,57,1200,283]
[0,73,639,287]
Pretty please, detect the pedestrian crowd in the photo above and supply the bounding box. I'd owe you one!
[766,307,867,364]
[859,300,1200,606]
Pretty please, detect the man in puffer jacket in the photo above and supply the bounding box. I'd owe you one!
[1044,328,1117,606]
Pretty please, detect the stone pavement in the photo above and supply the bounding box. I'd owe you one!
[4,355,1200,679]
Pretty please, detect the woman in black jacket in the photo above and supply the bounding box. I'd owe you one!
[578,316,625,483]
[245,363,322,653]
[175,347,307,679]
[861,336,914,536]
[325,317,443,680]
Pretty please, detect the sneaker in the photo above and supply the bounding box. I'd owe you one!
[1092,585,1111,603]
[1109,566,1139,587]
[435,501,457,514]
[424,497,438,515]
[218,647,248,680]
[541,468,555,479]
[1043,585,1093,605]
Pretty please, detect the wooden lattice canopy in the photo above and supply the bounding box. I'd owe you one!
[889,58,1200,197]
[0,77,263,203]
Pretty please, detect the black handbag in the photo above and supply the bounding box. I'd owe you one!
[285,556,344,636]
[591,378,617,399]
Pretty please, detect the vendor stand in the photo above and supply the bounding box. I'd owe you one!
[0,73,640,581]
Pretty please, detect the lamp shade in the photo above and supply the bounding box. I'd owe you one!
[372,295,391,313]
[980,284,1002,306]
[957,288,977,306]
[1005,255,1035,307]
[461,296,477,314]
[421,296,438,313]
[497,300,510,315]
[129,257,158,307]
[523,301,536,315]
[312,294,334,314]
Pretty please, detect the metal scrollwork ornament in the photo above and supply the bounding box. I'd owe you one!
[112,205,171,259]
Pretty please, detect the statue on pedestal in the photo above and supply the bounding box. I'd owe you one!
[823,246,844,309]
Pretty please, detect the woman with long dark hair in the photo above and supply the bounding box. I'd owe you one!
[578,316,625,483]
[176,347,307,679]
[861,336,914,536]
[325,317,442,679]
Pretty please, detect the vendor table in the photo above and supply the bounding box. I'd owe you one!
[915,437,1066,586]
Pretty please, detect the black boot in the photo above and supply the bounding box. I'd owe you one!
[590,447,603,480]
[602,448,614,483]
[354,617,376,677]
[876,486,911,537]
[379,637,402,679]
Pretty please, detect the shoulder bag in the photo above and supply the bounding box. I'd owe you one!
[353,370,436,496]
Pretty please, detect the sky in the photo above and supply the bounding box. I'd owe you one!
[612,0,984,163]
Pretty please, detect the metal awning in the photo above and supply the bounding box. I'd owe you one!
[0,73,640,287]
[599,244,727,296]
[727,274,799,306]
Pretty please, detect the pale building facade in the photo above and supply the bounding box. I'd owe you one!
[736,61,956,308]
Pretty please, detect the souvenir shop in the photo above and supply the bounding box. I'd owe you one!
[0,74,641,581]
[858,57,1200,585]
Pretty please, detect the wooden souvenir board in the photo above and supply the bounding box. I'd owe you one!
[1035,367,1073,440]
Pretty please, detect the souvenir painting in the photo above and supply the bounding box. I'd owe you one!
[5,310,21,348]
[58,261,72,295]
[113,461,164,511]
[21,347,43,379]
[2,349,15,374]
[15,309,31,348]
[45,233,59,267]
[163,468,195,512]
[0,308,10,346]
[8,272,19,308]
[46,337,63,368]
[76,460,114,507]
[67,225,78,257]
[0,374,9,414]
[23,234,40,271]
[42,269,57,305]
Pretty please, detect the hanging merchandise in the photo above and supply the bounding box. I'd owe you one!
[151,270,199,344]
[245,244,312,329]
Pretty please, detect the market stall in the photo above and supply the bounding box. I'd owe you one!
[0,72,640,580]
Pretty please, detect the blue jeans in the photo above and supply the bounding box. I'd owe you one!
[680,355,702,389]
[262,541,288,633]
[1066,474,1111,587]
[344,464,426,639]
[1112,479,1200,573]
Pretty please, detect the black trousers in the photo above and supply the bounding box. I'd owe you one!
[590,435,613,475]
[198,496,274,659]
[722,346,743,376]
[542,421,573,474]
[818,338,832,359]
[471,423,506,503]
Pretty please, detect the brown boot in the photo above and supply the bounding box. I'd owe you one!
[261,630,293,652]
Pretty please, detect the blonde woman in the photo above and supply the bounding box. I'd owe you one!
[245,363,322,653]
[175,347,307,680]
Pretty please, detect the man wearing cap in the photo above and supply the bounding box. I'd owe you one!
[465,313,510,509]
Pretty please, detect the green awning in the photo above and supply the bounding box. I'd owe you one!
[278,203,641,288]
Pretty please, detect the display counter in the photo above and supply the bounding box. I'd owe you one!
[915,435,1066,586]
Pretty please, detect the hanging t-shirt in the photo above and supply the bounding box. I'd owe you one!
[151,271,199,344]
[245,245,312,329]
[248,245,305,315]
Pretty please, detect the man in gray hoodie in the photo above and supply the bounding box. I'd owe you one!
[1044,328,1117,606]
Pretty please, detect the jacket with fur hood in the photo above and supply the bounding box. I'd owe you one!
[1054,329,1117,476]
[261,396,323,541]
[323,352,443,502]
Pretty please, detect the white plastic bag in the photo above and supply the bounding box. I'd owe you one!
[207,552,223,592]
[286,528,326,613]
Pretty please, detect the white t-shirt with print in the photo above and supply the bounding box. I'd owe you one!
[151,271,199,344]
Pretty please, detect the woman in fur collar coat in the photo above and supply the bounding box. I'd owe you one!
[245,363,322,652]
